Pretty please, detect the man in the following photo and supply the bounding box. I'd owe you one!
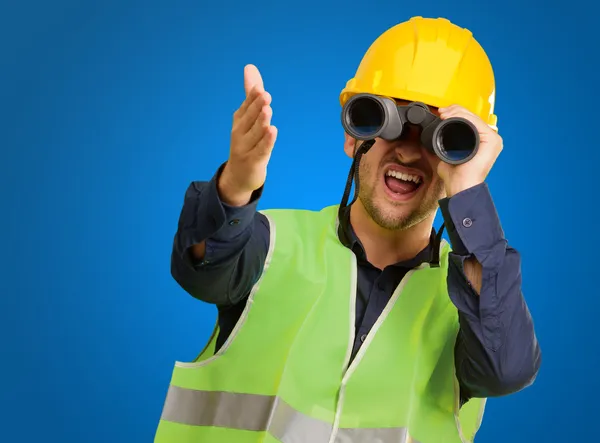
[155,16,541,443]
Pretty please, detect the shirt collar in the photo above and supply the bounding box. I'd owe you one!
[337,205,436,268]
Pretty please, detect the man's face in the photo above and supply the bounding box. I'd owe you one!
[343,102,446,231]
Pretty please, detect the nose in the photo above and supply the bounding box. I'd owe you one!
[394,125,423,163]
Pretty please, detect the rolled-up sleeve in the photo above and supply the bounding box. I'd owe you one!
[439,183,542,403]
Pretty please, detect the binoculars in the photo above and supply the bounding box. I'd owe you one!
[341,93,479,164]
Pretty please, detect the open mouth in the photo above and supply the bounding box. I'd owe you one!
[383,169,424,200]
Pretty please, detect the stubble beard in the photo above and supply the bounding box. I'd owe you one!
[357,162,445,231]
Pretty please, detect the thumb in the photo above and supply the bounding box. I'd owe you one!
[243,64,264,97]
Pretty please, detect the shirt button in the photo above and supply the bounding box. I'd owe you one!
[229,219,240,226]
[360,334,367,342]
[462,217,473,228]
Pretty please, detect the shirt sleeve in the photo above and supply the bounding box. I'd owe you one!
[170,162,271,307]
[438,183,542,404]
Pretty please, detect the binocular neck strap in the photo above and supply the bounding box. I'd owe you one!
[430,222,445,268]
[339,139,375,215]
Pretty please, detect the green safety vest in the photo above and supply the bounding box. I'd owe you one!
[155,204,486,443]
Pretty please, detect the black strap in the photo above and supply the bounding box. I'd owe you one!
[430,223,446,268]
[338,140,375,218]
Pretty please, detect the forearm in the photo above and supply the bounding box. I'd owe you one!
[440,183,541,400]
[171,163,270,306]
[450,249,541,399]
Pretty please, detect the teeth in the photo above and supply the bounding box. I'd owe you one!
[386,170,422,184]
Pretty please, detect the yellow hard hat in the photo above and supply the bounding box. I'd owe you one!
[340,16,498,130]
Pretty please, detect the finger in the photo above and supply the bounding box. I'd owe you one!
[439,104,478,119]
[245,105,273,147]
[243,64,264,98]
[439,105,474,118]
[234,86,265,122]
[439,104,472,113]
[237,92,272,134]
[439,106,488,133]
[234,64,265,121]
[253,125,278,158]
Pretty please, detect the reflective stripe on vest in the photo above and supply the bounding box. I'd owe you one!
[161,385,421,443]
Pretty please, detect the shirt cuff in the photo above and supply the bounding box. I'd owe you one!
[180,162,263,266]
[438,182,505,259]
[208,162,263,243]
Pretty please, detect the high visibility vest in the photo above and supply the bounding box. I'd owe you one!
[155,204,486,443]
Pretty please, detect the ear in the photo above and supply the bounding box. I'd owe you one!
[343,133,356,159]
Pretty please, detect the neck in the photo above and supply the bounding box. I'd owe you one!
[348,200,435,270]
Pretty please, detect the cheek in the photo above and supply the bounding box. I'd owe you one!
[426,173,442,189]
[423,149,440,169]
[429,174,443,189]
[358,154,381,179]
[429,177,446,199]
[359,162,377,187]
[422,152,442,183]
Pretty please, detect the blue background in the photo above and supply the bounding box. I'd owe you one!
[1,1,596,441]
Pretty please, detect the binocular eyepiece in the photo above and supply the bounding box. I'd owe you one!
[341,93,479,165]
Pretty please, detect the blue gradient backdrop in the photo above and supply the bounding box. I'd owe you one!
[1,1,596,441]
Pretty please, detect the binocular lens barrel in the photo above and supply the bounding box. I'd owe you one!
[342,94,479,164]
[344,96,386,138]
[433,119,479,164]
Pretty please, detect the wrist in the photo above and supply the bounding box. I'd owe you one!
[445,179,483,198]
[217,166,254,207]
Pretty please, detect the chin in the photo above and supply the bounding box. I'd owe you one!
[364,195,417,227]
[368,186,437,231]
